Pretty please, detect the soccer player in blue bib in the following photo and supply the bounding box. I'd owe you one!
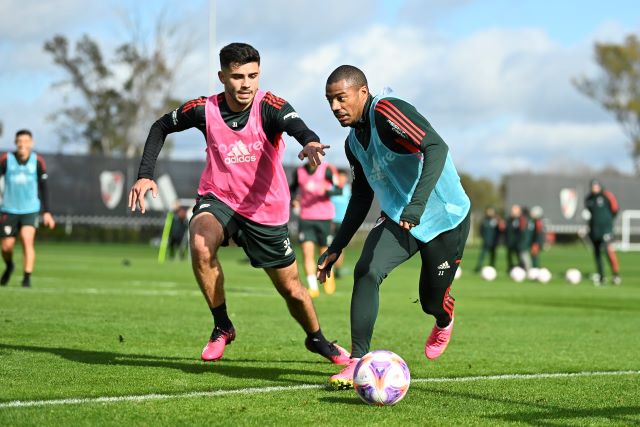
[318,66,471,389]
[0,130,55,287]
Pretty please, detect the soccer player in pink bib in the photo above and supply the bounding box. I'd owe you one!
[128,43,349,365]
[289,160,341,297]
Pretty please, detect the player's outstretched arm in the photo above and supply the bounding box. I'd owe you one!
[298,141,330,167]
[128,178,158,214]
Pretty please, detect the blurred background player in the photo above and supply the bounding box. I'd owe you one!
[330,168,351,279]
[505,204,522,272]
[474,206,500,273]
[128,42,349,364]
[517,206,534,271]
[168,204,189,260]
[0,129,55,288]
[319,65,470,389]
[289,160,342,297]
[530,206,546,268]
[584,179,620,286]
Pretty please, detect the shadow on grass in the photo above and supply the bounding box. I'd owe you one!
[318,395,364,406]
[423,386,640,425]
[0,343,328,385]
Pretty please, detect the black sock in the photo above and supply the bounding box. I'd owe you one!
[210,302,233,330]
[306,329,340,357]
[22,272,31,286]
[306,328,325,341]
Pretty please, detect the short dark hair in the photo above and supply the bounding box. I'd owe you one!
[15,129,32,138]
[326,65,368,88]
[219,43,260,70]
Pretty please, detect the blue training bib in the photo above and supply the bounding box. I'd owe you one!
[2,152,41,214]
[347,94,470,243]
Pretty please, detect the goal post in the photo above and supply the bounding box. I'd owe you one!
[619,210,640,252]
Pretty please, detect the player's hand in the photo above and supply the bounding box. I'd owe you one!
[531,243,539,256]
[399,220,416,230]
[317,249,340,283]
[298,141,330,167]
[128,178,158,214]
[42,212,55,229]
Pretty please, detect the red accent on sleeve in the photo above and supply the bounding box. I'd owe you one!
[36,154,47,172]
[603,190,619,214]
[181,97,207,114]
[393,137,420,154]
[535,219,543,233]
[0,153,7,164]
[263,92,286,110]
[375,99,426,147]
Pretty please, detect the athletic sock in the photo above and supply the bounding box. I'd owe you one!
[0,261,14,285]
[306,275,319,290]
[210,302,233,331]
[21,272,31,287]
[306,329,339,357]
[436,317,452,329]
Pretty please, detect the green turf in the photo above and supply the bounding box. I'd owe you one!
[0,241,638,426]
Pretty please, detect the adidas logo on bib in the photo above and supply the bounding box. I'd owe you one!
[222,140,260,164]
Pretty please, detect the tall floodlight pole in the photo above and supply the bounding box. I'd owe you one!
[209,0,217,94]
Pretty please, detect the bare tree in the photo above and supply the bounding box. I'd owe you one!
[574,34,640,174]
[44,10,192,157]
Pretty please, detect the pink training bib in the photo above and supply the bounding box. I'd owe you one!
[297,162,335,221]
[198,90,290,225]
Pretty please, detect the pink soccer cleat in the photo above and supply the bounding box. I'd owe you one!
[201,326,236,361]
[329,358,360,390]
[327,342,351,365]
[425,317,454,360]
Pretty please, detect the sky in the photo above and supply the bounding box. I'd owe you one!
[1,0,639,179]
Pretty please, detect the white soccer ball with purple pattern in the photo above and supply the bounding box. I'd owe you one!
[353,350,411,406]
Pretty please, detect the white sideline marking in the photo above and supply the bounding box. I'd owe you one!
[0,370,637,409]
[1,287,277,298]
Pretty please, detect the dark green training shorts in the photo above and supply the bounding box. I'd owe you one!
[0,212,39,237]
[298,219,331,246]
[191,193,296,269]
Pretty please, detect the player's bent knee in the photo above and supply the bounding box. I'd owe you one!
[354,263,385,288]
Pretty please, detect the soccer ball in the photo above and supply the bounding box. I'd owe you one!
[565,268,582,285]
[527,267,540,281]
[454,267,462,280]
[537,268,552,284]
[353,350,411,406]
[480,266,497,281]
[510,266,526,282]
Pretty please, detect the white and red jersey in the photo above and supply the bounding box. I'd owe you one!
[297,162,335,221]
[198,90,290,225]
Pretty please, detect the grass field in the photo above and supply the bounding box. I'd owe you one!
[0,240,638,426]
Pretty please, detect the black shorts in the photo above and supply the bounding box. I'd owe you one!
[0,212,39,237]
[298,219,331,246]
[191,194,296,269]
